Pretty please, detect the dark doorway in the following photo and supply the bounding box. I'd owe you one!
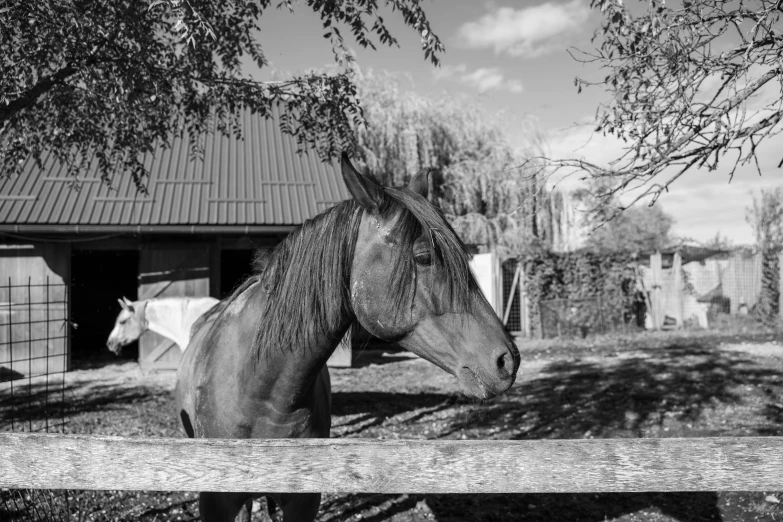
[220,249,257,299]
[71,250,139,364]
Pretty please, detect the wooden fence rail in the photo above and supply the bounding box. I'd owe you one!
[2,433,783,493]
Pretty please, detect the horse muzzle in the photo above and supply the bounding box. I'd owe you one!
[458,341,519,399]
[106,339,122,355]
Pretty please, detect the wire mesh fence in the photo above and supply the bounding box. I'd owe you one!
[538,297,640,339]
[501,260,522,333]
[639,249,774,330]
[1,277,69,433]
[1,277,72,521]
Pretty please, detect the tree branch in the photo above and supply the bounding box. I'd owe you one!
[0,63,79,123]
[546,0,783,214]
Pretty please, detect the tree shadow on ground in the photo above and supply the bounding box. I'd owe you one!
[424,492,724,522]
[0,380,177,435]
[331,391,458,436]
[318,491,725,522]
[333,341,783,441]
[445,342,783,440]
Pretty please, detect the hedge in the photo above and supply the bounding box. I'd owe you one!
[520,250,644,338]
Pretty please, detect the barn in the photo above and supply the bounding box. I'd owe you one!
[0,107,353,373]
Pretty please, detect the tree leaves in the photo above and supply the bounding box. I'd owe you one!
[0,0,443,190]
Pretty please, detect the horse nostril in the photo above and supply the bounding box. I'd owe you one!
[496,351,510,377]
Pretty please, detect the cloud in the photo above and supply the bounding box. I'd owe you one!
[658,175,778,245]
[456,0,592,58]
[433,64,524,94]
[462,68,525,93]
[543,124,626,192]
[432,63,468,81]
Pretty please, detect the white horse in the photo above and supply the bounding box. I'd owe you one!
[106,296,219,355]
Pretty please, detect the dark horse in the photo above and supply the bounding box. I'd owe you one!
[175,154,521,521]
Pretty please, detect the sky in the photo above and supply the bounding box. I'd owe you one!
[243,0,783,246]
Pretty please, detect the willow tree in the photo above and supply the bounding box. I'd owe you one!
[351,70,569,255]
[549,0,783,211]
[0,0,442,188]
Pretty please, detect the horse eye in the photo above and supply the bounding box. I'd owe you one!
[414,252,432,266]
[119,319,128,325]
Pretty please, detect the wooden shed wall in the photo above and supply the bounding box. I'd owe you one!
[0,243,71,377]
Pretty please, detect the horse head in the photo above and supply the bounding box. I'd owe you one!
[106,297,145,355]
[342,154,520,399]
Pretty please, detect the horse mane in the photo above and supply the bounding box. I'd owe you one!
[250,186,477,359]
[251,200,362,359]
[251,248,273,274]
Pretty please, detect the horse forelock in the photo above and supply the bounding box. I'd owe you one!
[382,187,478,318]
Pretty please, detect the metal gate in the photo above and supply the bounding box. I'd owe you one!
[1,277,70,521]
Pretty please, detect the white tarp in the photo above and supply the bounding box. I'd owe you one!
[470,252,501,316]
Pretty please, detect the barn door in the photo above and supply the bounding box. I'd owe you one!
[138,245,210,371]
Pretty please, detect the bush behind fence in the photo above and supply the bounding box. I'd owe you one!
[521,250,644,339]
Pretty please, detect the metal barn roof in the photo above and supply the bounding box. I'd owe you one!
[0,107,350,233]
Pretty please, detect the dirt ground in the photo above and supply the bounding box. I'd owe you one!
[4,330,783,521]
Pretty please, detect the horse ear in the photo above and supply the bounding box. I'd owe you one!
[408,168,430,199]
[121,297,135,313]
[341,152,381,214]
[118,298,127,310]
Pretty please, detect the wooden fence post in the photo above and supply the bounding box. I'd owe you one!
[650,252,663,329]
[672,251,684,328]
[494,252,503,317]
[520,265,531,338]
[779,251,783,322]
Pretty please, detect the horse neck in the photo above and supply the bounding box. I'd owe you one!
[249,281,351,409]
[142,299,190,350]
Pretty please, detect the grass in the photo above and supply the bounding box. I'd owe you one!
[3,328,783,521]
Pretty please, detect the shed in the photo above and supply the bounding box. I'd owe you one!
[0,107,352,373]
